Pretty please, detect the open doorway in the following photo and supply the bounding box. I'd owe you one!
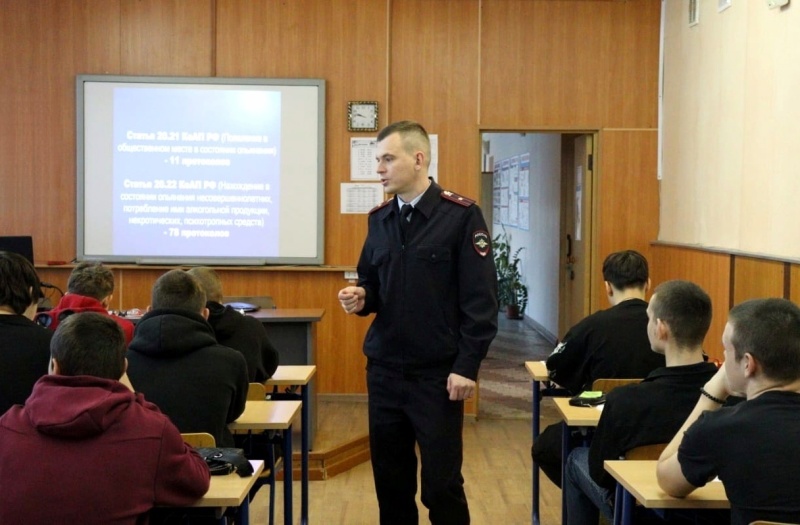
[477,131,597,418]
[481,131,596,342]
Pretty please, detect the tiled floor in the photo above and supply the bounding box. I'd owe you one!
[479,314,553,419]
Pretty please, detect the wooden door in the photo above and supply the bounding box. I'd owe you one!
[559,134,595,337]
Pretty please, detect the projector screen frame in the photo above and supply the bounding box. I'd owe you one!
[76,74,326,266]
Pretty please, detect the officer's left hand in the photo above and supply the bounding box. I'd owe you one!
[447,373,475,401]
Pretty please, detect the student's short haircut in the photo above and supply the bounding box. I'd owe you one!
[728,298,800,383]
[51,312,126,380]
[377,120,431,166]
[151,269,206,313]
[0,251,42,315]
[67,261,114,300]
[602,250,649,291]
[186,267,223,303]
[651,280,712,348]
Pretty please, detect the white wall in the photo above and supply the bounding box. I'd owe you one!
[484,132,561,337]
[661,0,800,260]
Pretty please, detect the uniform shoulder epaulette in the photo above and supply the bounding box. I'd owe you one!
[369,198,393,215]
[440,190,475,207]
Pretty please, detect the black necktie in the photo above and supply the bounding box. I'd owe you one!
[400,204,413,241]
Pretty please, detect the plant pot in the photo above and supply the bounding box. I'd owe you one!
[505,305,522,319]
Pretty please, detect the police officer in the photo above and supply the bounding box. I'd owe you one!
[338,120,498,525]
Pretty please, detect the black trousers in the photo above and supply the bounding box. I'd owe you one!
[367,370,469,525]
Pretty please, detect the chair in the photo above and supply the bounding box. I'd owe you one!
[591,378,641,394]
[222,295,276,310]
[610,443,669,525]
[181,432,216,448]
[623,443,667,461]
[247,382,267,401]
[750,522,800,525]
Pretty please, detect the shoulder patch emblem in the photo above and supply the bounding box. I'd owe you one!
[368,198,393,215]
[473,230,491,257]
[441,190,475,207]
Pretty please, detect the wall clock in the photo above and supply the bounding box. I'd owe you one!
[347,101,379,132]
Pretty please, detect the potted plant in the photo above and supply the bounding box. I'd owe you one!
[492,228,528,319]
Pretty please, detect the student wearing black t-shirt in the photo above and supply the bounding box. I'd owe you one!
[658,298,800,525]
[564,280,719,524]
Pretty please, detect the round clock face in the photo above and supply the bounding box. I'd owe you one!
[349,102,378,131]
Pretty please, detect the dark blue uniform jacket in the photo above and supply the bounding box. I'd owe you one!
[356,180,498,380]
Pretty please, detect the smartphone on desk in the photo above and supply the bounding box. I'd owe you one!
[569,391,606,407]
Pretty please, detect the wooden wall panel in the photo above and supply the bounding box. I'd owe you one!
[0,0,120,261]
[791,265,800,305]
[732,256,785,305]
[3,1,665,398]
[389,0,481,199]
[594,130,659,310]
[215,0,387,266]
[120,0,214,76]
[650,245,731,363]
[480,0,660,129]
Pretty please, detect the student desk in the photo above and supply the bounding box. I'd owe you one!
[187,459,264,525]
[229,400,302,525]
[250,309,324,448]
[265,364,317,525]
[526,360,569,525]
[553,396,603,525]
[604,460,729,525]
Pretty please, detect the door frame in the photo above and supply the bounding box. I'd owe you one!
[480,128,600,342]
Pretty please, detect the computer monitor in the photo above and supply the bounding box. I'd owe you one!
[0,236,34,264]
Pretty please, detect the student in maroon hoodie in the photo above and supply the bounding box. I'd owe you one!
[38,261,135,343]
[0,312,210,524]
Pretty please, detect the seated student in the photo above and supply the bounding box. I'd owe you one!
[658,298,800,525]
[0,251,52,415]
[0,312,209,524]
[187,266,279,382]
[127,269,249,447]
[40,261,135,344]
[564,280,720,524]
[533,250,665,487]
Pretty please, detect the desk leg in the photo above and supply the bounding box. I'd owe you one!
[283,426,293,525]
[561,421,570,525]
[612,482,623,525]
[301,384,309,525]
[239,492,251,525]
[620,487,634,525]
[532,379,541,525]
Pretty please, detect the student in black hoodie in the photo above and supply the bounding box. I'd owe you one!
[187,266,279,382]
[127,269,248,447]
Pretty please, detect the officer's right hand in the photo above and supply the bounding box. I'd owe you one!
[338,286,366,315]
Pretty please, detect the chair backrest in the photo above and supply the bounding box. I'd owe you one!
[624,443,667,461]
[591,378,641,394]
[181,432,216,448]
[222,295,276,309]
[247,382,267,401]
[749,522,800,525]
